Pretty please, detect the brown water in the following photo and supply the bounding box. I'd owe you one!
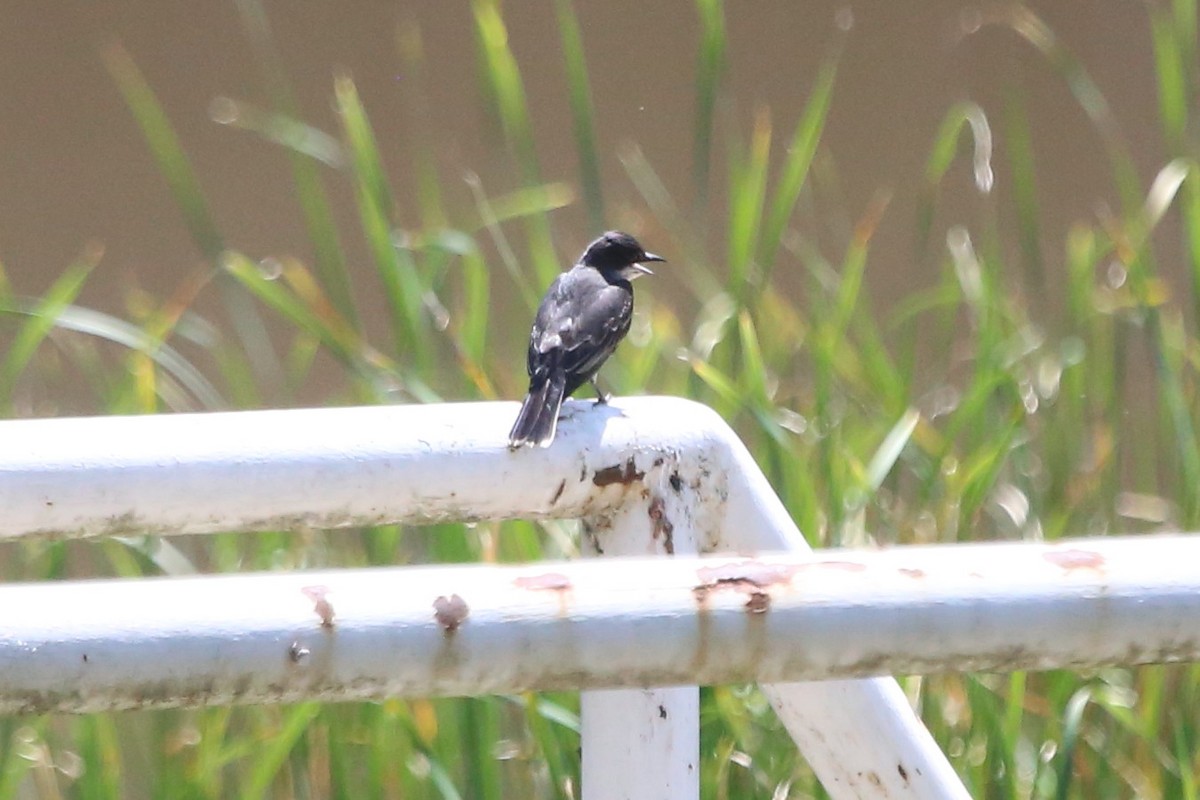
[0,1,1165,354]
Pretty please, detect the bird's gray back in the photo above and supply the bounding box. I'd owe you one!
[527,266,634,381]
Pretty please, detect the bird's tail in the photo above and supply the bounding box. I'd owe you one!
[508,370,567,448]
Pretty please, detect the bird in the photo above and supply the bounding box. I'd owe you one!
[508,231,665,448]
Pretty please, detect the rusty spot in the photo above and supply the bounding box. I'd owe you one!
[669,472,683,493]
[433,594,469,633]
[550,479,567,505]
[694,561,800,609]
[592,459,644,487]
[516,571,573,617]
[301,585,335,628]
[1044,548,1105,571]
[897,763,909,783]
[744,592,770,614]
[514,572,572,592]
[898,567,925,579]
[648,496,675,555]
[697,561,802,588]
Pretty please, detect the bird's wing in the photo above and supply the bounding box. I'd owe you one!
[527,270,632,378]
[559,282,633,377]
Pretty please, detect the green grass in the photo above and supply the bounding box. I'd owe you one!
[3,0,1200,797]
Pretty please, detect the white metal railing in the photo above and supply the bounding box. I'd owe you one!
[4,397,1195,797]
[5,540,1198,705]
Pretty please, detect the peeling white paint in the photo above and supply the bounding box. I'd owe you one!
[0,396,972,799]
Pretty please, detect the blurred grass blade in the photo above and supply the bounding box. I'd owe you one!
[1149,3,1189,151]
[103,42,283,394]
[398,23,452,241]
[211,97,345,168]
[472,0,558,284]
[1142,158,1189,234]
[1055,687,1093,800]
[925,102,993,194]
[957,410,1022,525]
[554,0,604,231]
[987,6,1141,213]
[736,309,770,406]
[866,408,920,492]
[691,0,726,220]
[44,303,225,410]
[947,226,986,313]
[917,102,993,256]
[103,45,222,262]
[0,248,96,409]
[241,703,321,799]
[334,72,431,367]
[524,694,575,800]
[486,183,576,227]
[1174,708,1199,800]
[465,173,542,311]
[111,535,198,576]
[455,243,496,396]
[689,355,743,411]
[620,144,720,295]
[1152,309,1200,523]
[758,37,842,273]
[832,190,889,334]
[1130,160,1200,522]
[74,715,122,800]
[226,253,437,402]
[529,695,580,734]
[1003,671,1027,765]
[224,253,360,363]
[426,758,466,800]
[232,0,359,329]
[1185,165,1200,323]
[120,266,218,412]
[0,725,39,800]
[726,108,772,299]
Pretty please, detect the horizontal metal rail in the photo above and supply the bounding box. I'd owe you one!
[0,398,762,542]
[0,397,974,798]
[0,536,1195,715]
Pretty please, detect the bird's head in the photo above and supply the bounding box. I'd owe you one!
[579,231,665,278]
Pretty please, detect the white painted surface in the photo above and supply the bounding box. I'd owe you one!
[580,455,701,800]
[2,538,1190,713]
[0,397,980,797]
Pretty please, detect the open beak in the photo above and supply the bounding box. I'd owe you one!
[634,251,666,275]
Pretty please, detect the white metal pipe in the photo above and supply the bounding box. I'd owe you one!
[1,537,1195,716]
[580,458,701,800]
[0,396,965,798]
[688,404,969,799]
[0,398,726,539]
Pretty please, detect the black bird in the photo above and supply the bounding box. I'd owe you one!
[508,231,665,448]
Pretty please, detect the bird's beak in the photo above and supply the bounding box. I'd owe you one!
[635,252,666,275]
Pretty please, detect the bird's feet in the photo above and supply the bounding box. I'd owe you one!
[590,378,611,405]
